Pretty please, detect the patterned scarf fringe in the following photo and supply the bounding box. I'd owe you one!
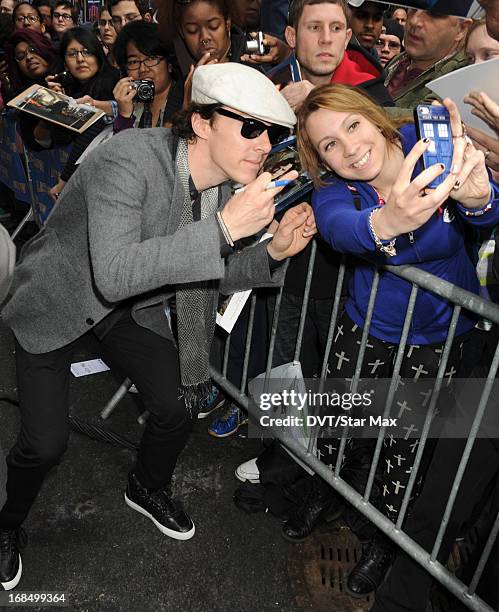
[179,379,213,418]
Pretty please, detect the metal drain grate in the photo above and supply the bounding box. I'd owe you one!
[287,519,482,611]
[288,521,372,611]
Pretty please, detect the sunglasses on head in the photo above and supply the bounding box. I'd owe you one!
[216,108,291,146]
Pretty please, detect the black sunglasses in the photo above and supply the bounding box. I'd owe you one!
[216,108,290,146]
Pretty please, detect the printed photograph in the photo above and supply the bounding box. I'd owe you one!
[8,85,104,133]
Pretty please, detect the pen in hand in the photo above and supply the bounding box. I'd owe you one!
[234,179,293,195]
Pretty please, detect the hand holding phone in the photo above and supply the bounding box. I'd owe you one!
[414,104,454,189]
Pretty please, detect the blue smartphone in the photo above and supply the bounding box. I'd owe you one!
[414,105,454,189]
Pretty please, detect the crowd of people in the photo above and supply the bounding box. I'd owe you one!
[0,1,499,611]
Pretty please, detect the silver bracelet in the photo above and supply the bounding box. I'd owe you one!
[368,209,397,257]
[216,211,234,247]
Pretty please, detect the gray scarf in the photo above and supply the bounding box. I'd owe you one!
[175,139,220,414]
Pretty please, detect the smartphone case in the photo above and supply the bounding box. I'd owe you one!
[414,105,454,189]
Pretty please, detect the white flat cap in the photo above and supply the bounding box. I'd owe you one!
[192,63,296,129]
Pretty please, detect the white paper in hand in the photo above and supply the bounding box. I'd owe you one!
[427,58,499,137]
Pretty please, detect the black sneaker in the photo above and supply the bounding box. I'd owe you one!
[0,528,26,591]
[124,473,195,540]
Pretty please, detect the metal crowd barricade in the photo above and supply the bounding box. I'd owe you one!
[210,239,499,612]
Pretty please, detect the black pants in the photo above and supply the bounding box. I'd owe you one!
[0,311,194,530]
[371,438,499,612]
[319,312,468,521]
[225,292,268,389]
[273,292,335,378]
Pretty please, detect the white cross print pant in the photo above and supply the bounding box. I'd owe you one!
[318,311,470,524]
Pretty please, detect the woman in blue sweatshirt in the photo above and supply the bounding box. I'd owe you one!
[293,84,499,597]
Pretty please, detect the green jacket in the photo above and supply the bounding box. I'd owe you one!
[384,49,469,110]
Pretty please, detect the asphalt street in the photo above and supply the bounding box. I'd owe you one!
[0,319,297,612]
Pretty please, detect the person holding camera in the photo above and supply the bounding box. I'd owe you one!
[42,26,119,200]
[112,21,183,131]
[0,62,315,591]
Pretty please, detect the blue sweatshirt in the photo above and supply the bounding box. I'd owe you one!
[312,124,499,345]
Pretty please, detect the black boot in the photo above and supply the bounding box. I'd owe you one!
[347,532,394,597]
[281,475,343,542]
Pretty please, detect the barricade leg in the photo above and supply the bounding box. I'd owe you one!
[100,377,133,420]
[10,208,33,241]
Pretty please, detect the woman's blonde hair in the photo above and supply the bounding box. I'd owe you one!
[297,84,409,187]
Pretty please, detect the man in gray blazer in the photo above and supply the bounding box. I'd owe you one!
[0,63,316,590]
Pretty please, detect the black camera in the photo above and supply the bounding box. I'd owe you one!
[245,31,268,56]
[52,70,73,89]
[132,79,155,103]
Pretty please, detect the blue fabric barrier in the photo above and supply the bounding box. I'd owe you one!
[0,110,70,225]
[25,145,69,225]
[0,110,31,204]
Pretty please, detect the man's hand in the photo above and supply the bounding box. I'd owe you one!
[240,33,291,65]
[466,124,499,173]
[221,169,299,242]
[464,91,499,133]
[266,203,317,261]
[281,80,314,112]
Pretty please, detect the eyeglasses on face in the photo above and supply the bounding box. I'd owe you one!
[111,13,141,25]
[126,56,163,70]
[53,11,73,21]
[98,18,114,27]
[65,48,95,59]
[215,108,291,146]
[15,14,41,24]
[14,46,41,61]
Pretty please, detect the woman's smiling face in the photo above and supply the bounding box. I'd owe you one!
[305,107,388,182]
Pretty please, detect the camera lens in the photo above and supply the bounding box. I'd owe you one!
[245,39,259,53]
